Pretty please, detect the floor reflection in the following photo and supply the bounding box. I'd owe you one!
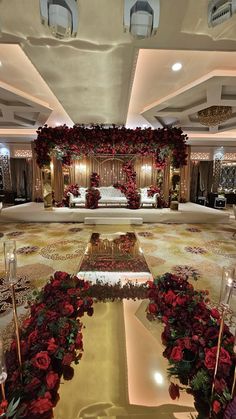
[80,232,150,273]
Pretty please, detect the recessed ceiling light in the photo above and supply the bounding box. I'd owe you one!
[172,62,182,72]
[0,61,2,67]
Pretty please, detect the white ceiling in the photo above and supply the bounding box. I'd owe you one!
[0,0,236,146]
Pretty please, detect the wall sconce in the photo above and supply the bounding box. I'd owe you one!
[76,163,86,173]
[141,164,152,173]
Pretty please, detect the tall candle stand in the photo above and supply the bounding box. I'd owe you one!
[0,338,7,402]
[3,241,22,370]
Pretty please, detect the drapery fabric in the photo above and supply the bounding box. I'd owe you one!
[69,156,158,188]
[190,160,213,202]
[31,142,43,201]
[52,157,64,203]
[10,158,32,198]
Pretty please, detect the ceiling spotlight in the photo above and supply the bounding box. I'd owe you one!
[124,0,160,39]
[40,0,78,39]
[172,62,182,72]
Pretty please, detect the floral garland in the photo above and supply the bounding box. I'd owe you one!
[85,187,101,209]
[4,272,93,419]
[63,184,80,207]
[35,125,188,169]
[146,273,235,418]
[90,172,100,188]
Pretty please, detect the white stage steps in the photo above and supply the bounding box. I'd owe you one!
[84,217,143,225]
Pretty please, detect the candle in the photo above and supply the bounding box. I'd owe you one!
[222,278,233,307]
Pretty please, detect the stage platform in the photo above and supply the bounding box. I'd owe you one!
[0,202,230,224]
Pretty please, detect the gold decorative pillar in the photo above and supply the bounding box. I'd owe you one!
[42,165,53,209]
[163,158,171,202]
[31,142,43,202]
[180,145,191,202]
[52,157,64,203]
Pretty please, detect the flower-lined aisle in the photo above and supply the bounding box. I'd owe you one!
[147,273,235,418]
[4,272,93,419]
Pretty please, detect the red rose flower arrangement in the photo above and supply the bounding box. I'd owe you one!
[146,273,235,418]
[90,172,100,188]
[85,187,101,209]
[35,125,187,169]
[4,271,93,419]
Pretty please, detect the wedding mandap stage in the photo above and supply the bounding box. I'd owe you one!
[0,201,230,223]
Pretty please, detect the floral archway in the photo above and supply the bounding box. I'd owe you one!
[34,125,188,169]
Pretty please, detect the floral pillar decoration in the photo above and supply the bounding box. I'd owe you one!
[90,172,100,188]
[42,165,53,209]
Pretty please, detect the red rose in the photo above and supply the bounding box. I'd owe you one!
[214,378,227,394]
[169,382,180,400]
[30,397,53,415]
[165,290,176,305]
[32,351,51,370]
[28,330,38,346]
[25,377,41,393]
[62,353,74,366]
[62,302,74,316]
[170,346,183,362]
[204,347,232,370]
[46,371,59,390]
[213,400,221,414]
[75,332,83,349]
[54,271,70,281]
[211,308,220,319]
[148,303,157,314]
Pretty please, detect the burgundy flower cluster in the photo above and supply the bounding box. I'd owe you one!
[147,185,160,197]
[85,187,101,209]
[147,273,235,418]
[122,162,140,209]
[5,271,93,419]
[63,184,80,207]
[90,172,100,188]
[35,125,187,169]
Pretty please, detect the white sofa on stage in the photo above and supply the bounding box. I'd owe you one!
[98,186,127,206]
[140,188,159,207]
[68,186,127,207]
[68,186,158,208]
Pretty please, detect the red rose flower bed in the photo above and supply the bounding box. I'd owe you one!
[146,273,235,418]
[5,272,93,419]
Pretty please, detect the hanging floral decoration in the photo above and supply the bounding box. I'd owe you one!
[35,125,188,169]
[90,172,100,188]
[113,162,140,209]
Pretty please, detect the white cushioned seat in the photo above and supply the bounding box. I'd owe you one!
[98,186,127,205]
[140,188,159,207]
[68,187,87,207]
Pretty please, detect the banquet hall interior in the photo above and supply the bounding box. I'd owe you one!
[0,1,236,419]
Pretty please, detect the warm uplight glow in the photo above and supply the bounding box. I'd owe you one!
[141,164,152,173]
[154,372,164,385]
[171,62,182,72]
[75,163,86,173]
